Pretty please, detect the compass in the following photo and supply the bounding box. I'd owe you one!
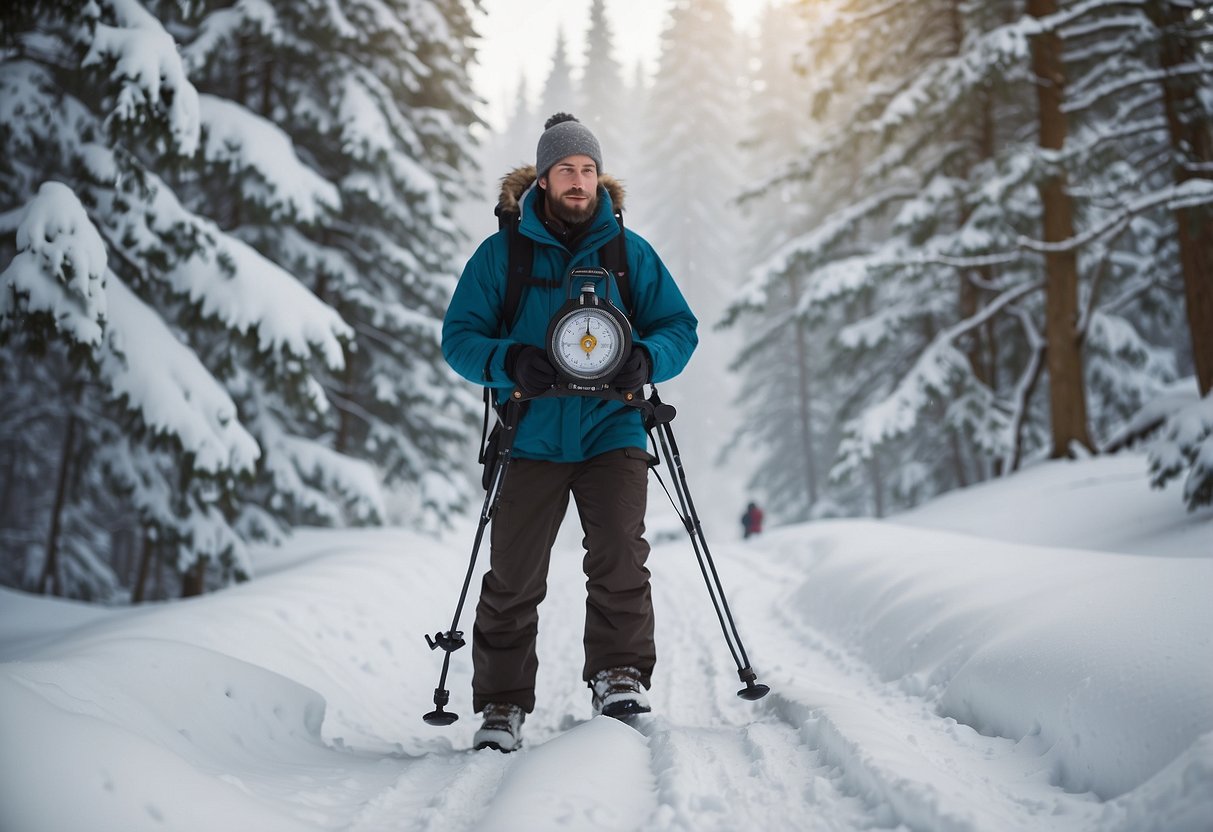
[545,268,632,391]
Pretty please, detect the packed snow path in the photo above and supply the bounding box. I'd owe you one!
[2,457,1211,831]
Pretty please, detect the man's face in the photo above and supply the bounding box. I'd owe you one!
[540,155,599,224]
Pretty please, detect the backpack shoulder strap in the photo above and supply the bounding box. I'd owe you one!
[601,209,632,315]
[499,209,533,337]
[496,204,633,333]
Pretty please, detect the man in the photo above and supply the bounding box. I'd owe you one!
[741,501,764,539]
[442,113,698,752]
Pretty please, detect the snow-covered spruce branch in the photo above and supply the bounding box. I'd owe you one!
[1017,180,1213,254]
[1076,220,1138,341]
[1148,391,1213,511]
[913,251,1025,270]
[0,182,108,349]
[83,0,201,156]
[181,1,282,74]
[324,389,379,431]
[100,273,262,477]
[1061,11,1154,46]
[1044,0,1148,34]
[833,280,1042,474]
[1070,116,1169,161]
[1063,63,1205,115]
[947,280,1044,340]
[752,185,920,284]
[197,95,341,223]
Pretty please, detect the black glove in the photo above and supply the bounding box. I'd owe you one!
[613,346,651,391]
[505,344,558,396]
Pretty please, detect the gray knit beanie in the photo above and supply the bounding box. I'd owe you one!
[535,113,603,179]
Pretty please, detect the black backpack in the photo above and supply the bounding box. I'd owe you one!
[493,201,632,333]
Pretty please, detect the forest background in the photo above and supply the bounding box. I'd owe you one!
[1,0,1210,604]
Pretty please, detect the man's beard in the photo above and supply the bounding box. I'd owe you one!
[547,188,598,225]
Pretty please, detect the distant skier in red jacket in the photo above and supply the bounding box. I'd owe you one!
[741,502,764,539]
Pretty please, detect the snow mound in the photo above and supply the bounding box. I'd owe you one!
[480,716,655,831]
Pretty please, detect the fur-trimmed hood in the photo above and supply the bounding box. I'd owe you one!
[497,165,626,215]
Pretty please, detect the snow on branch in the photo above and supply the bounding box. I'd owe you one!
[832,280,1041,479]
[100,273,261,477]
[182,0,279,73]
[869,22,1035,138]
[1063,63,1204,115]
[199,94,341,223]
[83,0,201,155]
[278,435,386,524]
[0,182,108,348]
[257,419,385,525]
[1041,0,1149,35]
[1018,180,1213,254]
[751,185,919,284]
[338,72,439,200]
[832,338,972,481]
[166,231,353,371]
[1148,390,1213,511]
[113,159,353,370]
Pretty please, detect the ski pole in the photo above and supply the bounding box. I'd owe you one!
[640,389,770,702]
[422,393,524,726]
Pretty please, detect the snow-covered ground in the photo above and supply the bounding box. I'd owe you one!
[1,453,1210,831]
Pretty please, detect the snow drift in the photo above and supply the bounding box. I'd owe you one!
[0,454,1210,831]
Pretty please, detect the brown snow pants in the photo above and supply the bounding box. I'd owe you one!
[471,447,655,714]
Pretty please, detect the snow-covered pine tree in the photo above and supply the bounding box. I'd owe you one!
[727,0,1041,516]
[1053,0,1213,507]
[170,0,481,530]
[633,0,743,309]
[720,2,831,521]
[1,0,351,599]
[580,0,630,177]
[488,73,537,181]
[536,28,581,120]
[725,0,1204,517]
[624,0,750,519]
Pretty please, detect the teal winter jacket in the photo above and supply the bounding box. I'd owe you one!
[442,167,698,462]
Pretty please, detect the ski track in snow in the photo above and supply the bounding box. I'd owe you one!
[6,484,1207,832]
[236,530,1125,832]
[465,529,1111,832]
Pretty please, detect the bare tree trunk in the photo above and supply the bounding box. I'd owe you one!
[181,555,208,598]
[1028,0,1094,457]
[154,545,165,600]
[336,357,353,455]
[787,276,819,509]
[39,412,76,596]
[868,452,885,518]
[0,439,17,524]
[1152,0,1213,395]
[132,530,153,604]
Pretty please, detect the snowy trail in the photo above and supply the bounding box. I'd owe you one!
[317,523,880,832]
[420,519,1102,832]
[3,456,1211,831]
[0,530,1182,832]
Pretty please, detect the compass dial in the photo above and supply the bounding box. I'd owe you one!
[550,308,626,380]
